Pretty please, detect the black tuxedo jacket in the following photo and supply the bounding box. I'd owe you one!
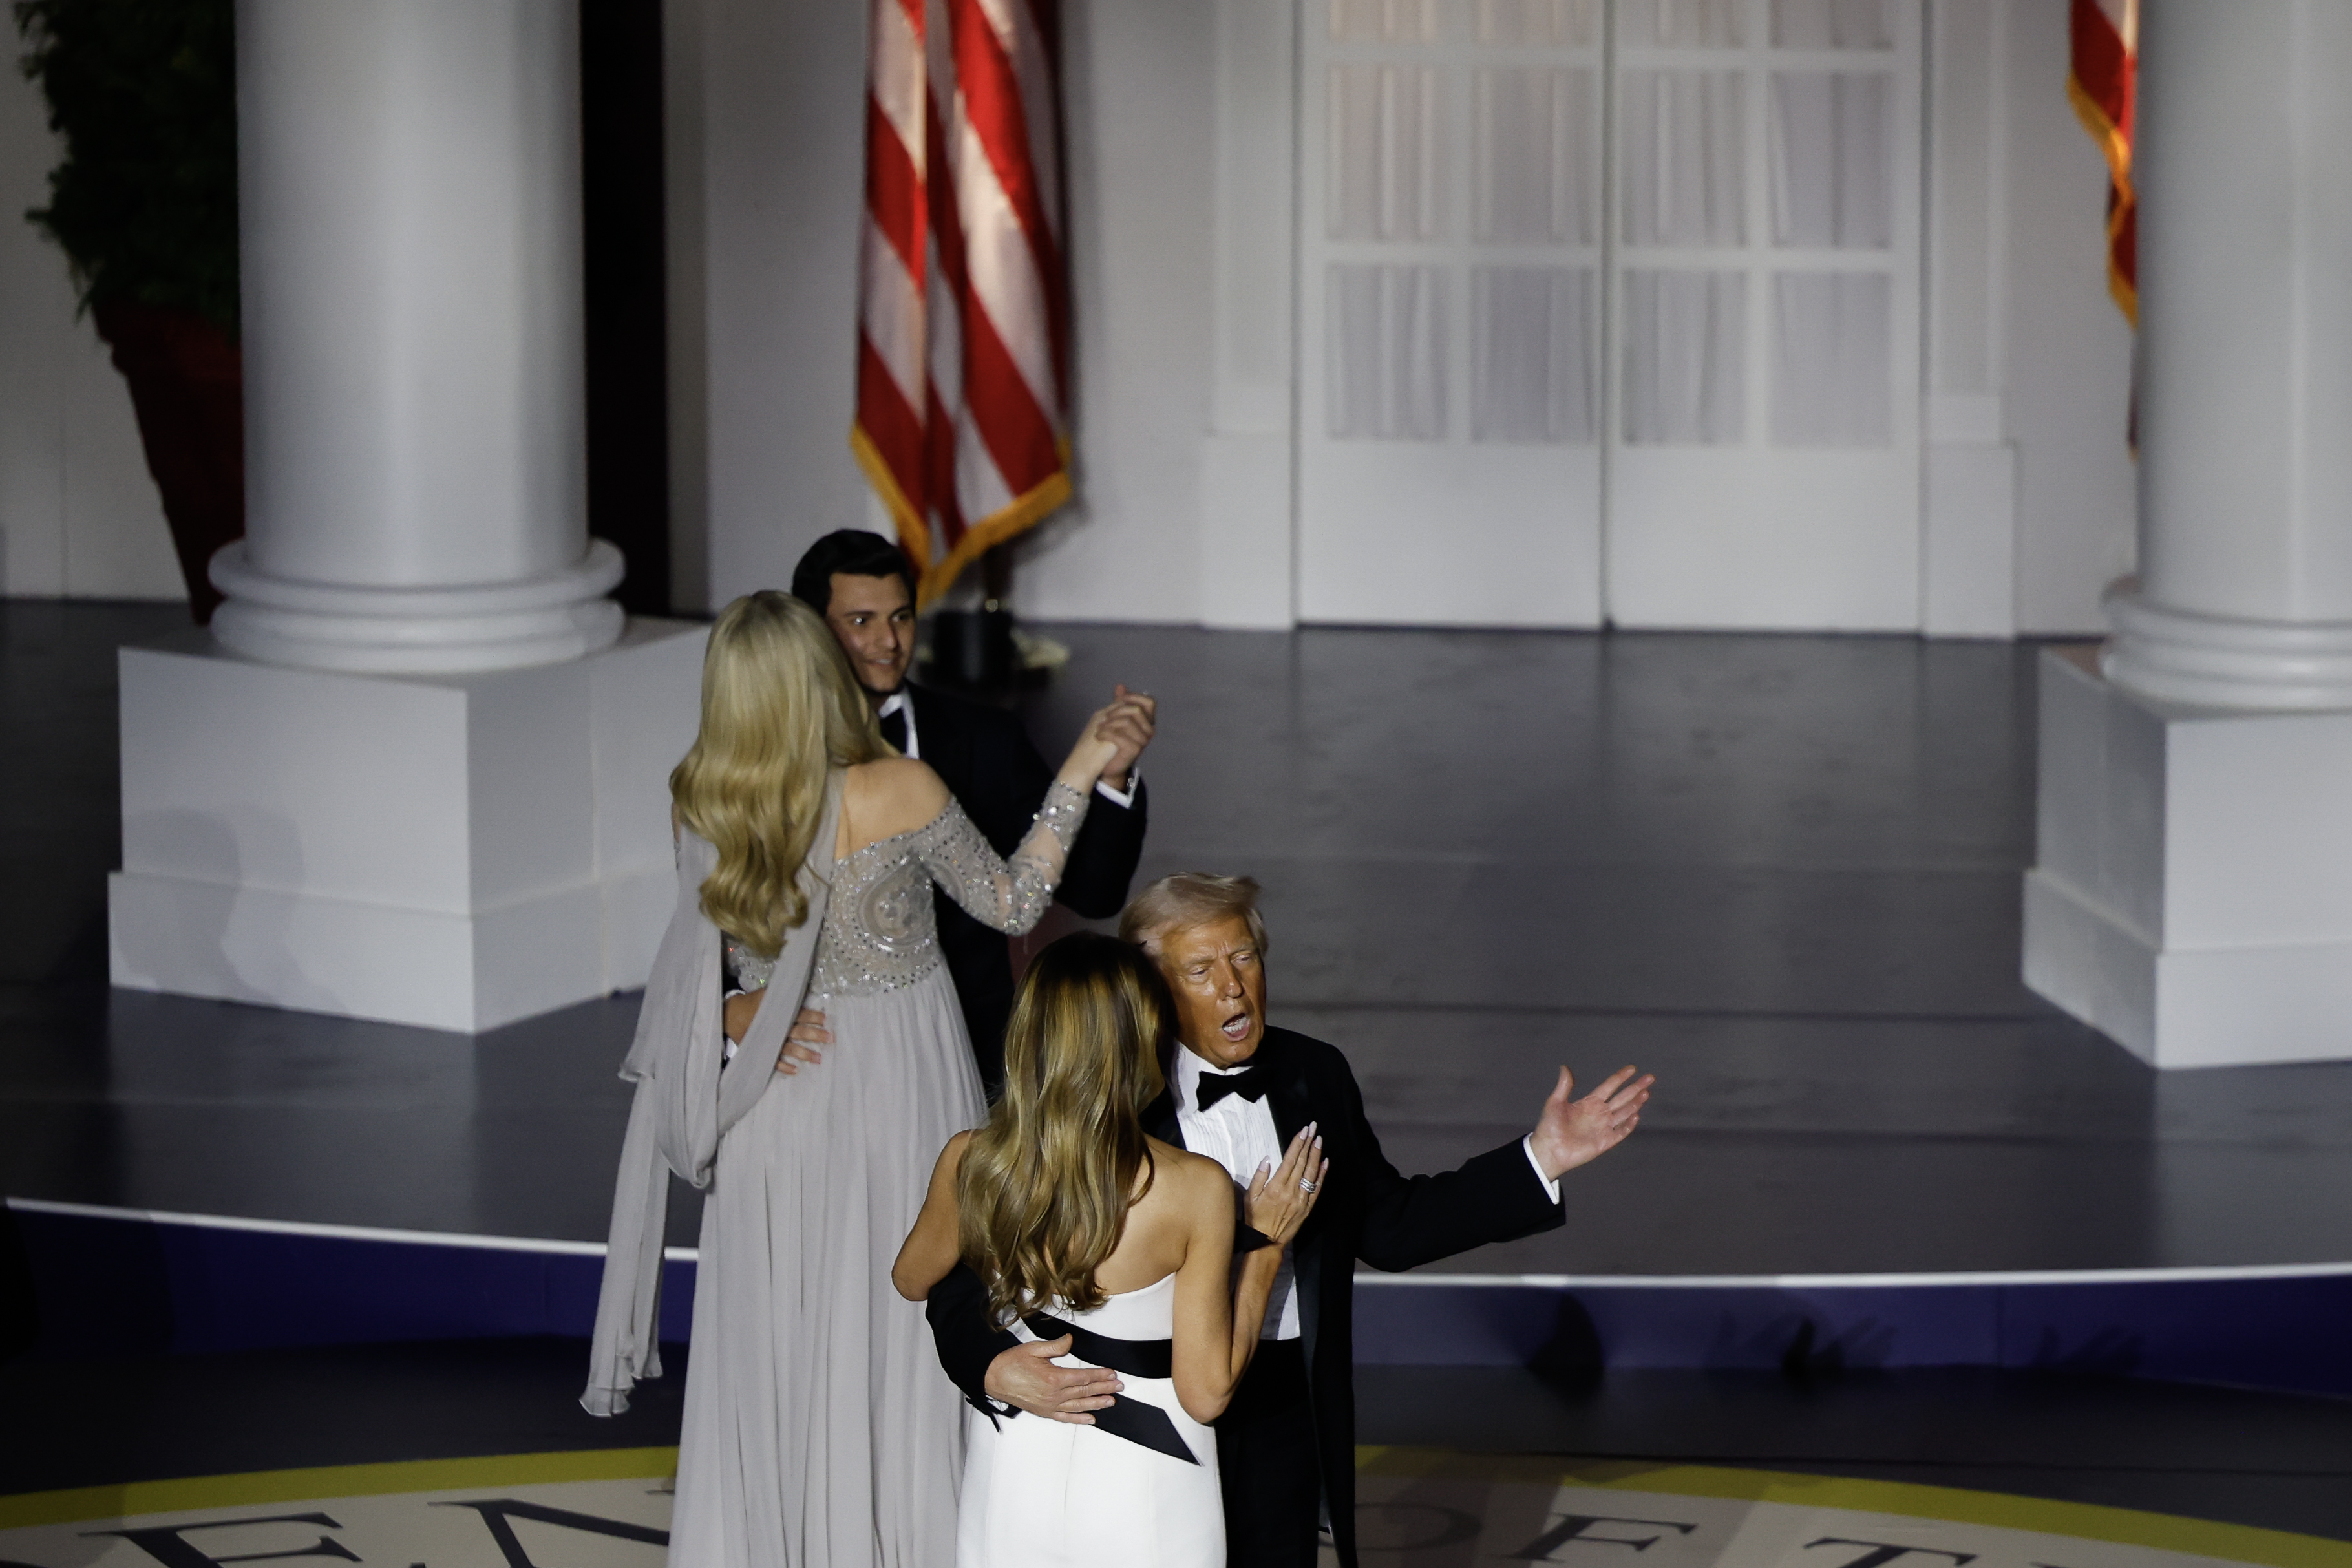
[924,1024,1565,1568]
[902,683,1148,1094]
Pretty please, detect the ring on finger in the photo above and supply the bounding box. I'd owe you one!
[1299,1178,1318,1193]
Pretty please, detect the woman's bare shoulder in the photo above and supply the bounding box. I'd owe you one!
[1147,1139,1233,1203]
[844,757,951,842]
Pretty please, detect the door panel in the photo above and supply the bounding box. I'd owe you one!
[1605,0,1922,630]
[1298,0,1606,628]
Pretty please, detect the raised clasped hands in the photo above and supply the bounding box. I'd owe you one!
[1527,1065,1653,1181]
[1244,1122,1328,1247]
[1063,684,1156,792]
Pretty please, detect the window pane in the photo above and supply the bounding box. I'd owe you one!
[1328,264,1450,441]
[1771,271,1891,446]
[1622,269,1746,445]
[1472,267,1596,443]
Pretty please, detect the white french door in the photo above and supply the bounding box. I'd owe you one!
[1295,0,1922,631]
[1297,0,1607,628]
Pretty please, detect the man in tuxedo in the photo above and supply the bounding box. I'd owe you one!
[925,873,1653,1568]
[787,529,1154,1093]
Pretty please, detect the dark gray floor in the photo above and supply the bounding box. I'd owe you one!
[10,604,2352,1273]
[7,1341,2351,1545]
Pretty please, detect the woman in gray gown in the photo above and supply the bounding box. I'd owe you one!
[585,590,1126,1568]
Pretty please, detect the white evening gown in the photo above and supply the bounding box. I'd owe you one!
[957,1273,1224,1568]
[666,780,1091,1568]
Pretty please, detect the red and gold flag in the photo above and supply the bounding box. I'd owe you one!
[2069,0,2138,324]
[853,0,1072,607]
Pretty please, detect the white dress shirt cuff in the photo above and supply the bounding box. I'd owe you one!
[1522,1136,1562,1205]
[1094,772,1139,810]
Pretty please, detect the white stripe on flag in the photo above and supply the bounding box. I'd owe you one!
[860,218,927,413]
[870,0,926,171]
[950,91,1057,420]
[954,405,1018,521]
[925,233,964,419]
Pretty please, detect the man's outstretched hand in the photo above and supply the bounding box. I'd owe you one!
[984,1336,1123,1424]
[1527,1065,1653,1181]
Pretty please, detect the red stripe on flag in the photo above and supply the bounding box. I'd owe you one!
[864,96,927,278]
[2070,0,2133,145]
[960,297,1061,494]
[924,377,967,551]
[951,0,1066,404]
[856,335,927,498]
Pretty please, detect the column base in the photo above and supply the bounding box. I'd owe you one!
[209,540,626,675]
[108,617,707,1032]
[2024,646,2352,1066]
[2103,580,2352,711]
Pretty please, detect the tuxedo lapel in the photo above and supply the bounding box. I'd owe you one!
[1255,1032,1326,1381]
[1260,1030,1314,1145]
[1145,1043,1183,1147]
[1143,1089,1183,1147]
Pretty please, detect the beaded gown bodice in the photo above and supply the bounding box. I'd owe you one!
[725,781,1088,1000]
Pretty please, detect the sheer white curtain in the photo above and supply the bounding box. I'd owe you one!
[1477,0,1598,47]
[1328,63,1442,242]
[1473,267,1596,442]
[1766,63,1891,445]
[1620,69,1745,248]
[1622,270,1744,443]
[1620,0,1743,47]
[1770,72,1889,248]
[1465,58,1598,445]
[1619,61,1744,445]
[1474,65,1596,244]
[1329,0,1439,45]
[1771,271,1889,445]
[1328,264,1448,440]
[1770,0,1887,48]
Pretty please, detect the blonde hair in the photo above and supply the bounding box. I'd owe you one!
[670,590,891,955]
[1118,872,1269,957]
[957,935,1173,1322]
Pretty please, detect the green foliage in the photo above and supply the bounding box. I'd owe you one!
[16,0,238,328]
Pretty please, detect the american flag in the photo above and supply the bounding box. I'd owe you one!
[853,0,1072,606]
[2068,0,2137,324]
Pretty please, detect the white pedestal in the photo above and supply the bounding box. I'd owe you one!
[109,619,707,1032]
[2024,646,2352,1067]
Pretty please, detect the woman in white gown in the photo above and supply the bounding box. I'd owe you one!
[893,935,1329,1568]
[584,591,1130,1568]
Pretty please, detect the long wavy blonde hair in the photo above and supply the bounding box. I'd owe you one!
[670,590,891,956]
[957,934,1173,1322]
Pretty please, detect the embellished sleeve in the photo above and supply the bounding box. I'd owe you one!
[915,783,1089,935]
[723,936,776,994]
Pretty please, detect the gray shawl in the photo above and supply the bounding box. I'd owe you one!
[580,777,842,1415]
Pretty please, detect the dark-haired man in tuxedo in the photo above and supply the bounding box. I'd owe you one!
[783,528,1154,1094]
[924,873,1651,1567]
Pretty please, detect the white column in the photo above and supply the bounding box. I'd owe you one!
[2024,0,2352,1066]
[109,0,704,1032]
[211,0,622,673]
[2101,0,2352,708]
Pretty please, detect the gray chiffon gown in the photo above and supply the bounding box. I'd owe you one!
[669,778,1090,1568]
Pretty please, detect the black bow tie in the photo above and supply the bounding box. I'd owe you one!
[1196,1063,1269,1113]
[877,706,908,753]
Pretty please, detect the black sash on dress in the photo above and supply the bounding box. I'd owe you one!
[1023,1311,1198,1465]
